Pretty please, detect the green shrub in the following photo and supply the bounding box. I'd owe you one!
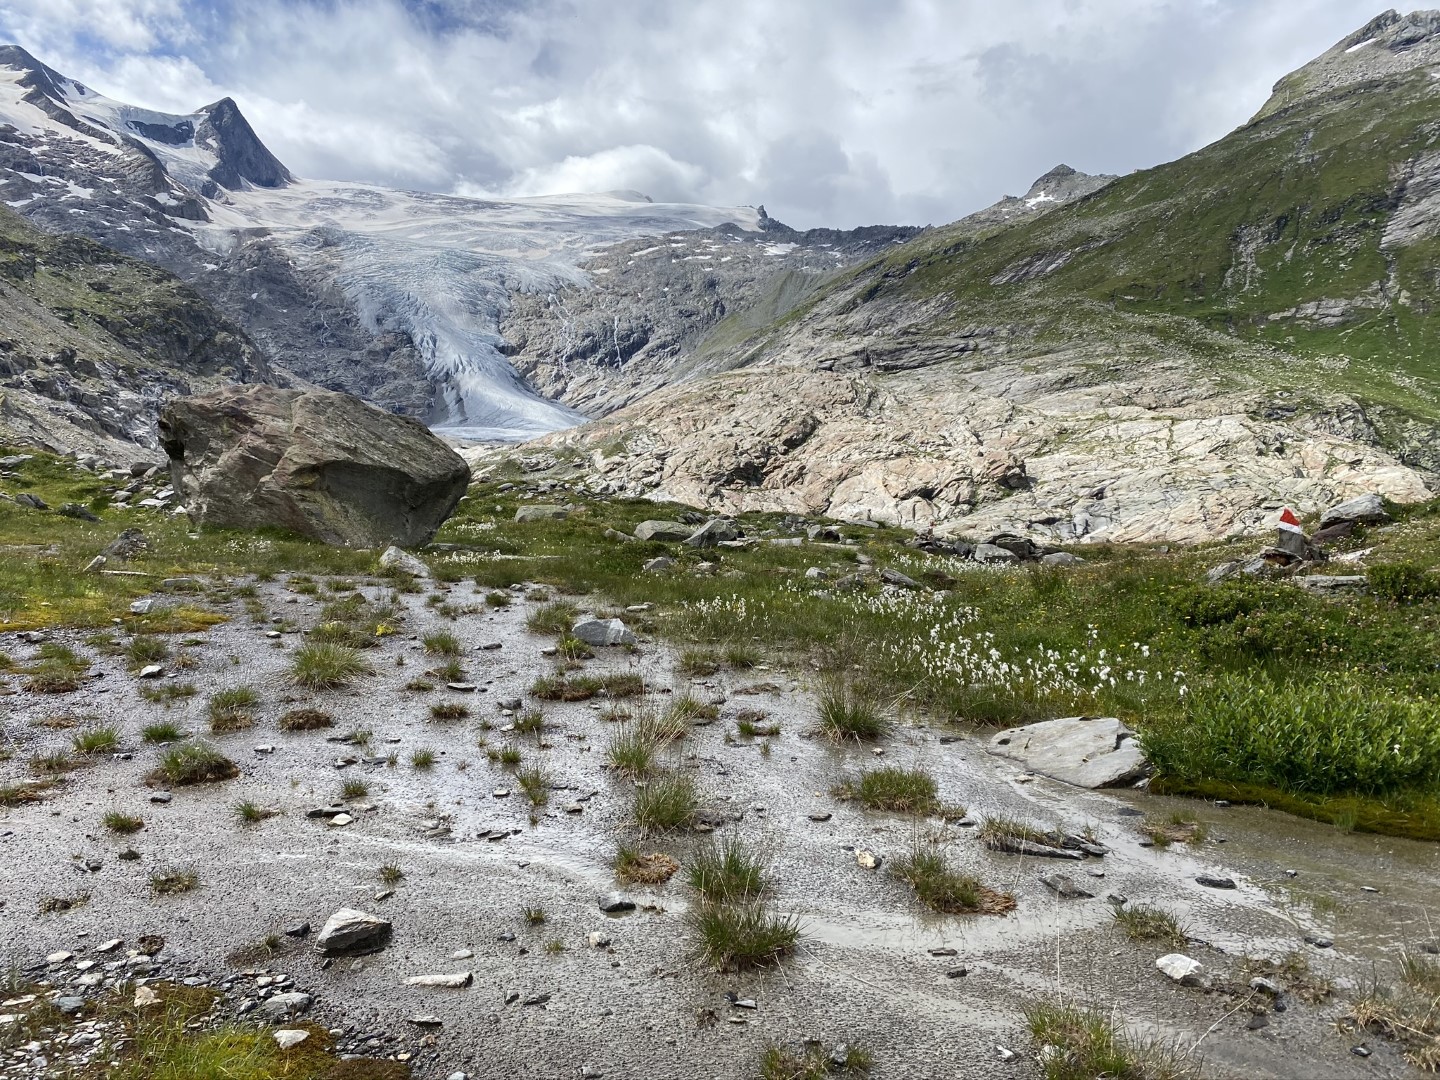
[1143,671,1440,797]
[72,726,120,754]
[1369,563,1440,604]
[890,844,1009,914]
[422,631,461,656]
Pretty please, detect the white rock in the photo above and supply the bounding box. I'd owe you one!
[1156,953,1205,985]
[379,546,431,578]
[571,618,637,647]
[133,985,159,1008]
[987,717,1148,788]
[273,1029,309,1050]
[315,908,391,953]
[404,972,473,988]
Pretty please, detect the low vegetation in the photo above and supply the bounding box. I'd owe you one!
[531,672,645,701]
[687,835,770,903]
[632,772,698,832]
[150,743,238,786]
[612,845,680,884]
[1025,1001,1192,1080]
[816,680,889,741]
[278,707,334,731]
[290,642,371,690]
[890,843,1014,915]
[835,766,946,816]
[760,1042,872,1080]
[1113,903,1187,945]
[207,686,260,732]
[686,901,801,971]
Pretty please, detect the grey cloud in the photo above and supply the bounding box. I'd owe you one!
[0,0,1419,228]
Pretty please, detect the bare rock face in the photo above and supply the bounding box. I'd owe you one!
[987,717,1148,788]
[160,385,469,547]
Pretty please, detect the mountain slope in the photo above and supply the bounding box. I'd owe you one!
[0,46,792,441]
[513,13,1440,542]
[0,205,270,456]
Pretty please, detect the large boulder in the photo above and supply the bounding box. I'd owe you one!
[1320,493,1391,529]
[159,386,469,548]
[634,520,691,542]
[987,717,1148,788]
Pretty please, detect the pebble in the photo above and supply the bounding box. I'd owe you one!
[447,683,479,692]
[1155,954,1206,986]
[855,850,881,870]
[451,949,474,960]
[1304,935,1334,949]
[929,948,958,957]
[150,792,172,804]
[409,1015,443,1027]
[588,932,611,949]
[807,812,832,822]
[273,1029,309,1049]
[405,972,473,988]
[1195,874,1237,890]
[138,665,164,679]
[598,893,636,914]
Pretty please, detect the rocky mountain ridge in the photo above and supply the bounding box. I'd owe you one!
[493,11,1440,542]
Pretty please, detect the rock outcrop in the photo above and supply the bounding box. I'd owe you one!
[987,717,1148,788]
[160,386,469,547]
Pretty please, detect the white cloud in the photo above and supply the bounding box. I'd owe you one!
[0,0,1417,227]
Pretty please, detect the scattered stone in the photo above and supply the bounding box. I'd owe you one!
[808,811,832,822]
[133,986,159,1008]
[987,717,1148,788]
[514,505,569,523]
[633,520,692,541]
[447,682,479,692]
[149,792,172,804]
[1304,935,1334,949]
[405,972,473,988]
[1249,977,1282,995]
[1246,1013,1270,1031]
[973,543,1019,564]
[160,385,470,547]
[879,567,920,589]
[379,546,430,578]
[14,492,48,510]
[1321,493,1390,529]
[257,992,313,1021]
[946,968,968,978]
[1195,875,1237,890]
[409,1015,443,1027]
[285,923,311,938]
[1156,954,1206,986]
[129,599,157,615]
[571,618,637,647]
[273,1029,309,1050]
[95,939,122,953]
[855,850,881,870]
[642,557,674,572]
[1041,551,1084,566]
[1040,873,1094,899]
[327,813,353,827]
[522,993,551,1006]
[928,948,958,957]
[314,908,391,954]
[1351,1046,1372,1058]
[683,517,740,547]
[598,893,636,914]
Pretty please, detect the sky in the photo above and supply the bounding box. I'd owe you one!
[0,0,1417,229]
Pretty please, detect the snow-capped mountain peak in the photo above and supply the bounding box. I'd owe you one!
[0,45,762,440]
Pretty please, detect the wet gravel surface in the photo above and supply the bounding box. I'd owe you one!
[2,575,1438,1078]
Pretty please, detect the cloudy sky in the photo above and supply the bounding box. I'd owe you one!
[0,0,1413,228]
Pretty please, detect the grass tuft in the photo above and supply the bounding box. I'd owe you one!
[816,680,889,741]
[278,707,334,731]
[891,843,1014,915]
[613,845,680,884]
[150,742,238,786]
[836,766,943,816]
[687,835,770,903]
[290,642,371,690]
[686,902,801,971]
[73,725,120,754]
[632,772,699,832]
[1113,903,1187,945]
[208,686,259,732]
[102,810,144,835]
